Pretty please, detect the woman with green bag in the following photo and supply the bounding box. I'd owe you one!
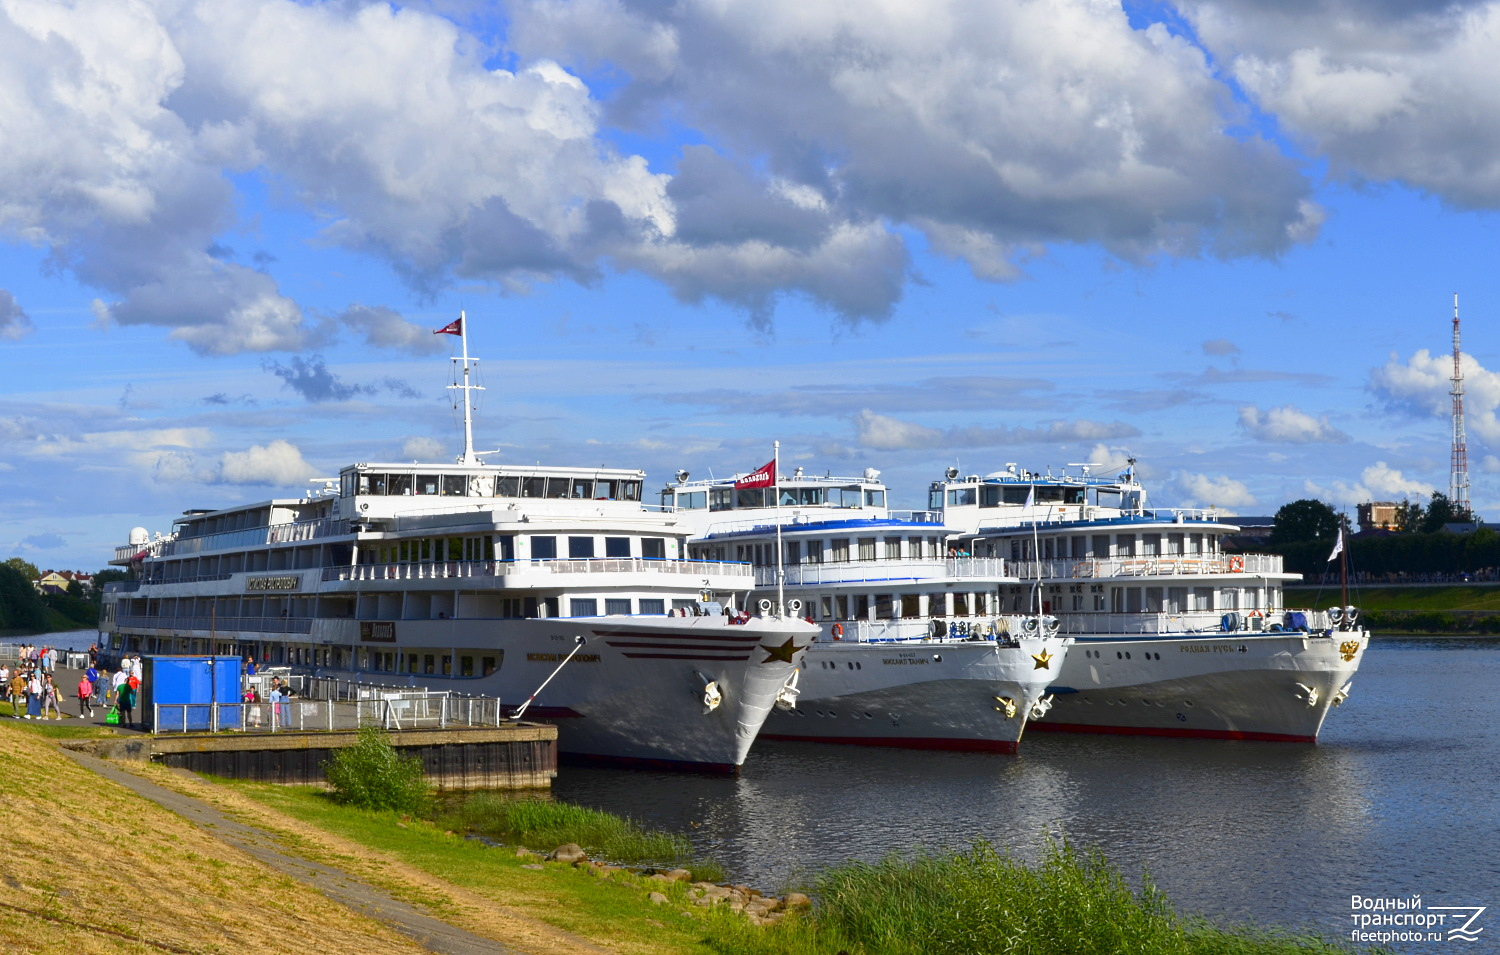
[117,681,136,729]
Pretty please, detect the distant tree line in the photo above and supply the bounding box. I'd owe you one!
[0,557,126,632]
[1264,495,1492,578]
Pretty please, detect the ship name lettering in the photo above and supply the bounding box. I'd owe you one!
[246,575,300,592]
[881,658,928,665]
[526,653,600,663]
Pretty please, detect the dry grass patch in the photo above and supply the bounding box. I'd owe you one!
[0,723,426,955]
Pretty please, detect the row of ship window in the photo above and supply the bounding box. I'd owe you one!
[360,534,670,564]
[692,536,947,565]
[664,487,885,511]
[346,472,644,502]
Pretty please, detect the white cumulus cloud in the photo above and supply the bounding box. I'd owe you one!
[1175,472,1256,510]
[1238,404,1349,444]
[1371,348,1500,445]
[217,439,313,486]
[1304,461,1435,507]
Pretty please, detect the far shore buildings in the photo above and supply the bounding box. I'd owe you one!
[33,570,94,596]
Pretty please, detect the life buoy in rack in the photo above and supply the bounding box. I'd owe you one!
[1247,610,1263,619]
[831,623,844,641]
[1228,556,1245,573]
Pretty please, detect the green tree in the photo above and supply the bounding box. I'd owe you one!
[1270,499,1340,547]
[0,563,48,631]
[1420,491,1474,532]
[3,557,39,581]
[1392,499,1424,533]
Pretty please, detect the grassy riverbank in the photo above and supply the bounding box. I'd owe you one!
[231,784,1372,955]
[7,719,1380,954]
[1285,585,1500,634]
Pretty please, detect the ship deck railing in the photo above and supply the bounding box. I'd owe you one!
[114,517,354,562]
[152,694,506,735]
[1007,554,1284,580]
[1059,609,1333,635]
[323,557,751,582]
[755,557,1011,587]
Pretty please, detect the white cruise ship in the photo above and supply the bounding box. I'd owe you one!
[660,459,1068,753]
[932,461,1367,742]
[100,317,813,772]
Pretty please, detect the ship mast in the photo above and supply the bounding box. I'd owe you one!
[1450,294,1470,517]
[449,310,484,465]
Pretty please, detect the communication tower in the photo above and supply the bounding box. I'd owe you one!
[1451,294,1470,515]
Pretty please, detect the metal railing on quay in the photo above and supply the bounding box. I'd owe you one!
[152,694,506,734]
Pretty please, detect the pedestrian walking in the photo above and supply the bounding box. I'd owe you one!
[40,675,62,720]
[77,673,94,719]
[116,679,136,729]
[7,669,23,719]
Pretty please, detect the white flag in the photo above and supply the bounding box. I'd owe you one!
[1023,485,1035,508]
[1326,528,1344,562]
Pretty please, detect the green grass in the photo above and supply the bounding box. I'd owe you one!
[1285,585,1500,612]
[223,781,721,955]
[436,792,725,879]
[704,839,1373,955]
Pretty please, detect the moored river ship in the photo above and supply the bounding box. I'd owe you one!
[100,317,813,772]
[661,463,1069,753]
[934,461,1368,742]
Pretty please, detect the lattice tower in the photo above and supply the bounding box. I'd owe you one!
[1451,293,1470,513]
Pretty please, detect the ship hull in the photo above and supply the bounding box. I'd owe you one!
[112,615,812,773]
[1031,630,1367,742]
[760,636,1066,753]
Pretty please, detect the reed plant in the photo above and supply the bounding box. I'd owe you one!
[705,838,1364,955]
[437,792,722,877]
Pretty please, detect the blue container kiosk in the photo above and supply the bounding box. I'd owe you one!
[141,656,243,732]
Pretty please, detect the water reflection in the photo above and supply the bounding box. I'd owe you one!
[557,639,1500,949]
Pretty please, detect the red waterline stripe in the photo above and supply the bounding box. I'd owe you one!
[759,733,1019,754]
[1026,721,1316,743]
[618,652,751,661]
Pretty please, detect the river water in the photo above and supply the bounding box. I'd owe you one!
[554,637,1500,949]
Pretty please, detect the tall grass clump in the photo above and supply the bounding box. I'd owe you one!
[322,725,431,814]
[705,838,1363,955]
[438,793,712,872]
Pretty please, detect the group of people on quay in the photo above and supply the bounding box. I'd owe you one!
[1,643,144,727]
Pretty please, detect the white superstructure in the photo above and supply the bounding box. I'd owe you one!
[662,468,1068,753]
[101,318,813,772]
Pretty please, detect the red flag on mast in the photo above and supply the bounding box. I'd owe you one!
[735,459,776,489]
[433,317,462,336]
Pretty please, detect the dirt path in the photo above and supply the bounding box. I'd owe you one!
[60,747,517,955]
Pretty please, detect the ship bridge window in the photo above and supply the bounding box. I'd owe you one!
[865,489,885,507]
[416,475,440,495]
[343,473,357,497]
[710,488,733,511]
[929,486,945,509]
[442,475,467,496]
[388,474,412,495]
[1122,490,1142,511]
[605,537,630,558]
[522,477,545,498]
[621,480,642,502]
[676,491,706,509]
[947,488,977,507]
[568,537,595,558]
[737,488,768,508]
[545,478,570,499]
[1093,488,1121,509]
[796,488,823,506]
[495,476,520,497]
[641,537,666,560]
[531,536,557,559]
[571,479,594,498]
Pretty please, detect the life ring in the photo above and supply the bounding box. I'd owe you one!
[831,623,844,641]
[1247,610,1263,619]
[1228,556,1245,573]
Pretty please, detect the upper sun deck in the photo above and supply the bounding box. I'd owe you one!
[660,467,902,536]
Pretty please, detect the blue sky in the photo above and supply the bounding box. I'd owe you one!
[4,0,1500,571]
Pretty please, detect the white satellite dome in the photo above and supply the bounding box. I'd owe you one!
[129,527,149,545]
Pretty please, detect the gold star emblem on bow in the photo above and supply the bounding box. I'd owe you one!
[1032,649,1053,670]
[760,638,803,664]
